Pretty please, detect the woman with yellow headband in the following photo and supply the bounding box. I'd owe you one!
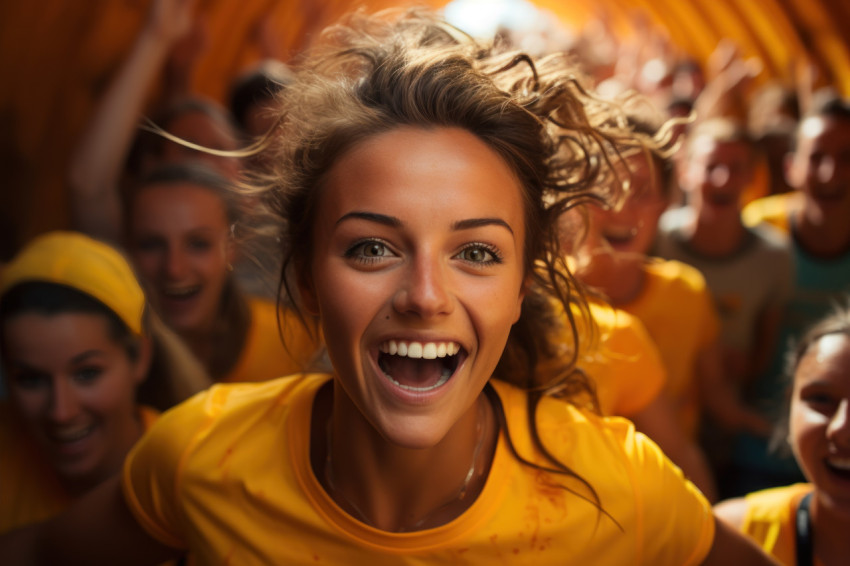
[0,231,208,534]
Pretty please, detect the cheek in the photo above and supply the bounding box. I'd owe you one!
[9,388,48,423]
[789,403,829,460]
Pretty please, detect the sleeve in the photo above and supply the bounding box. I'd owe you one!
[621,426,716,565]
[121,390,214,549]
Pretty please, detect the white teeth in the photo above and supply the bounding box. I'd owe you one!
[163,285,200,297]
[379,340,460,359]
[423,343,437,359]
[51,426,93,443]
[827,456,850,471]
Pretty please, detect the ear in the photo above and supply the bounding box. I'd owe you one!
[513,275,530,324]
[132,336,153,386]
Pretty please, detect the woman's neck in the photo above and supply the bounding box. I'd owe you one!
[812,493,850,566]
[313,382,496,532]
[575,250,646,307]
[685,204,747,257]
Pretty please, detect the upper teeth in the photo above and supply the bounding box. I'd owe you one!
[379,340,460,359]
[51,426,93,443]
[163,286,199,297]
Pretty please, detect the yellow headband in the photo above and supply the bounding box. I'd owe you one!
[0,231,145,335]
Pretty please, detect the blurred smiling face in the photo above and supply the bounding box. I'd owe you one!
[682,136,754,211]
[302,127,527,449]
[787,115,850,210]
[589,152,667,257]
[2,312,146,489]
[790,333,850,516]
[127,182,234,336]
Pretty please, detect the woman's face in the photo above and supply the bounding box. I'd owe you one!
[128,182,234,336]
[681,136,754,211]
[303,127,527,448]
[2,312,147,488]
[587,153,667,257]
[790,333,850,515]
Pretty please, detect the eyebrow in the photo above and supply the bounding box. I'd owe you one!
[336,212,514,235]
[70,350,103,364]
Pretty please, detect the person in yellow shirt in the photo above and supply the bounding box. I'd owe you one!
[124,161,321,383]
[715,303,850,565]
[568,114,769,443]
[0,10,776,565]
[0,231,207,535]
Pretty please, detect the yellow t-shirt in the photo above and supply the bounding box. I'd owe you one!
[123,374,714,565]
[221,296,321,383]
[542,301,666,417]
[741,192,799,234]
[623,259,720,439]
[740,483,814,565]
[0,405,158,534]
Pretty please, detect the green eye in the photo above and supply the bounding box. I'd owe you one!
[455,244,502,265]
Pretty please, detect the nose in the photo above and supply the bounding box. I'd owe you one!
[48,377,80,424]
[827,398,850,447]
[392,253,453,318]
[816,155,836,184]
[164,246,188,280]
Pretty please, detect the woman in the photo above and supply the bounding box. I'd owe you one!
[0,231,207,534]
[123,161,317,382]
[1,10,776,564]
[715,302,850,564]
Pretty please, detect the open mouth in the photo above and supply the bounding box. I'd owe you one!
[377,340,464,392]
[162,285,202,301]
[48,425,94,444]
[706,192,737,206]
[602,226,637,246]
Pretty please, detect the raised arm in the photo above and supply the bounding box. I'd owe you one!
[0,476,182,566]
[67,0,196,242]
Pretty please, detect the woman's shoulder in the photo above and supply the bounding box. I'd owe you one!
[644,257,710,297]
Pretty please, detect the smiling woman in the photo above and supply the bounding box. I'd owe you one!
[0,8,778,566]
[0,231,208,536]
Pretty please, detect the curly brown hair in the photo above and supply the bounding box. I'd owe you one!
[256,8,656,518]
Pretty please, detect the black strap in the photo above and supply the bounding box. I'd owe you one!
[795,491,814,566]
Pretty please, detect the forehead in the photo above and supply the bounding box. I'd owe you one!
[798,115,850,147]
[132,182,228,217]
[3,312,116,362]
[318,127,526,227]
[689,135,751,160]
[796,333,850,385]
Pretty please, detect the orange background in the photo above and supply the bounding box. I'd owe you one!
[0,0,847,258]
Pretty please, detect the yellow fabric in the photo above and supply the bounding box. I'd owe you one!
[123,374,714,565]
[622,259,720,439]
[740,483,814,565]
[219,296,320,383]
[0,405,158,534]
[0,231,145,336]
[741,193,799,234]
[543,301,667,417]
